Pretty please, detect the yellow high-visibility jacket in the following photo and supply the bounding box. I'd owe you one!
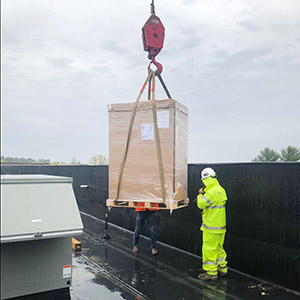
[197,176,227,234]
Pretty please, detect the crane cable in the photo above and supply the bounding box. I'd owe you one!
[151,0,155,15]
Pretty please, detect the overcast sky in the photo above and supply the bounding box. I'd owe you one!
[2,0,300,163]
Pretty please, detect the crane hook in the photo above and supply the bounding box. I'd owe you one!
[148,57,163,75]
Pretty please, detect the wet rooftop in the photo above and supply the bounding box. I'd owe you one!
[70,212,300,300]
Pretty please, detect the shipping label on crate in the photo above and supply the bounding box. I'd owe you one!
[142,123,154,140]
[63,265,72,278]
[157,111,169,128]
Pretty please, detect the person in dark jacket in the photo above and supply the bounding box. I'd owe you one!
[133,202,159,255]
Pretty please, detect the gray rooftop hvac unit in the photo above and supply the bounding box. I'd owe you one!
[0,175,83,299]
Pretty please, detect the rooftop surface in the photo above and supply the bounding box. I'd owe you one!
[70,212,300,300]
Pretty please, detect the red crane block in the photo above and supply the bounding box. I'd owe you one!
[142,15,165,59]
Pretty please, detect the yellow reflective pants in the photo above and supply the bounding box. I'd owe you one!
[202,231,227,275]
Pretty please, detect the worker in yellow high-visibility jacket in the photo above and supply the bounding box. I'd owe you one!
[197,167,228,281]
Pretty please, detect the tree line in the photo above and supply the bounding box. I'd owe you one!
[0,156,51,164]
[253,146,300,162]
[1,154,108,165]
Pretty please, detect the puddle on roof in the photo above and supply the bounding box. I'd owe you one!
[71,254,137,300]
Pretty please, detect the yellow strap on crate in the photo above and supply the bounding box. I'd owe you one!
[151,73,166,202]
[114,71,153,201]
[114,70,166,203]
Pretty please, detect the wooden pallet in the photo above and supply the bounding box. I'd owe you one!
[106,198,189,210]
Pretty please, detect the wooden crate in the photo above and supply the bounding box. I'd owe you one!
[107,99,188,209]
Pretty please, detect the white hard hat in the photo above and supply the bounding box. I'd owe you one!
[201,167,216,180]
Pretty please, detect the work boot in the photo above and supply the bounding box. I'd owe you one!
[133,245,139,253]
[151,248,158,256]
[198,272,218,281]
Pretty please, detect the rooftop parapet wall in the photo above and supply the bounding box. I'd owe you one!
[1,162,299,291]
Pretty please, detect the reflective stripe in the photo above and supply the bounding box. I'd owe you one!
[202,195,213,206]
[207,204,226,209]
[203,261,217,265]
[207,271,218,275]
[217,257,226,262]
[218,265,227,269]
[202,223,226,231]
